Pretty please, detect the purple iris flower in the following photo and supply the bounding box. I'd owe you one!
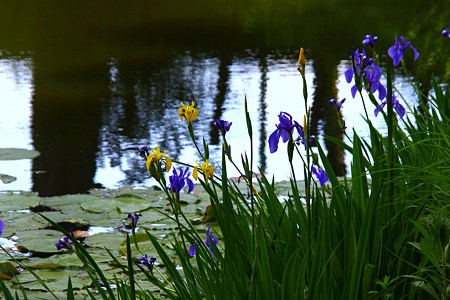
[362,35,378,47]
[138,146,149,159]
[268,112,304,153]
[128,212,142,229]
[0,220,4,236]
[345,48,386,100]
[442,28,450,39]
[329,98,346,112]
[168,167,194,194]
[138,254,156,272]
[189,226,220,257]
[312,166,328,187]
[55,235,73,250]
[213,119,232,137]
[388,36,419,67]
[365,64,387,100]
[374,93,406,118]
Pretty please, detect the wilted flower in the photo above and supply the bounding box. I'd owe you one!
[213,119,232,137]
[178,101,199,124]
[312,166,328,187]
[146,146,172,173]
[268,112,304,153]
[374,93,406,118]
[128,212,142,229]
[193,159,215,183]
[442,28,450,39]
[329,98,346,112]
[55,235,73,251]
[388,36,419,67]
[138,254,156,272]
[362,35,378,47]
[0,220,4,236]
[138,146,149,159]
[189,226,220,257]
[168,167,194,194]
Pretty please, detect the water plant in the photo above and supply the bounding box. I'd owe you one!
[0,30,449,299]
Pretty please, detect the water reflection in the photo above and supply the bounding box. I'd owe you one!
[0,0,447,196]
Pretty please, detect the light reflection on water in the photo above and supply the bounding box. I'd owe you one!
[0,53,416,193]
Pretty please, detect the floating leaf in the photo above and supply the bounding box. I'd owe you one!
[16,229,63,254]
[13,269,90,291]
[0,174,16,184]
[115,197,151,213]
[80,197,151,214]
[0,261,20,280]
[0,148,40,160]
[0,193,41,211]
[80,199,115,213]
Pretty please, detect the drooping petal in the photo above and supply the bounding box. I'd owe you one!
[268,129,281,153]
[189,244,196,257]
[374,100,387,117]
[388,45,402,66]
[377,83,387,100]
[351,85,359,98]
[344,66,354,83]
[164,155,172,171]
[0,220,3,236]
[312,166,328,186]
[186,178,194,194]
[394,101,406,118]
[410,45,420,61]
[194,165,201,179]
[279,128,291,143]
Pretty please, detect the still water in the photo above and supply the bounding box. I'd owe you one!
[0,1,448,196]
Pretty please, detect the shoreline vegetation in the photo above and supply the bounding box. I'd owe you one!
[1,31,449,299]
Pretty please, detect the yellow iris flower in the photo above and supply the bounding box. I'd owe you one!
[178,101,199,124]
[146,146,172,172]
[193,159,214,183]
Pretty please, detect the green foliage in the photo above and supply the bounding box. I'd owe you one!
[1,35,449,300]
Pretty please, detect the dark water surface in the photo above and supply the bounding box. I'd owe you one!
[0,0,448,196]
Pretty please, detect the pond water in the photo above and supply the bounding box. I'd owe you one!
[0,1,448,196]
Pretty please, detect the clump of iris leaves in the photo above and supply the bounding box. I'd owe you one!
[1,32,450,300]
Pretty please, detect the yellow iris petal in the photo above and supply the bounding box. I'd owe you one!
[200,159,214,182]
[145,146,171,172]
[193,166,198,180]
[178,101,199,123]
[164,155,172,171]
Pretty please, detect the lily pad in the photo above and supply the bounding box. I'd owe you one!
[16,229,63,254]
[0,193,41,211]
[85,232,125,249]
[80,197,151,214]
[13,269,90,291]
[0,174,16,184]
[0,148,40,160]
[0,261,20,280]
